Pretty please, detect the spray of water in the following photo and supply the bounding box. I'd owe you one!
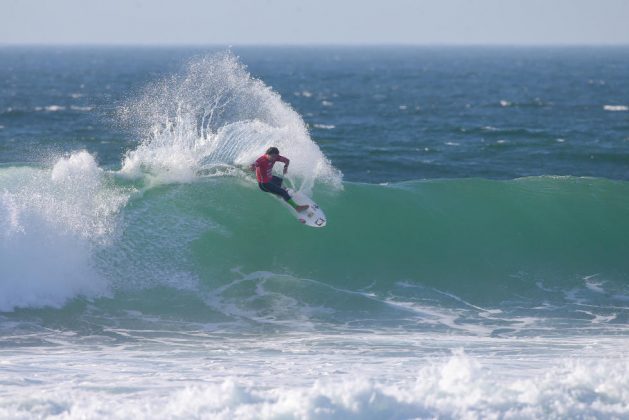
[118,51,342,191]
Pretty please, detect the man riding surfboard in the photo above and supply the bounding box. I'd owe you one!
[250,147,310,212]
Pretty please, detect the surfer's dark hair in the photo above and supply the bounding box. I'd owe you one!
[266,147,280,155]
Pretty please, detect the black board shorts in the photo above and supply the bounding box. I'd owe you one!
[259,176,291,201]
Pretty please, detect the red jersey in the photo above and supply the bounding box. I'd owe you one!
[254,154,289,183]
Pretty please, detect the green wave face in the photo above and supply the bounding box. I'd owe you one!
[109,176,629,304]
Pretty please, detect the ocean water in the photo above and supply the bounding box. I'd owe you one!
[1,46,629,418]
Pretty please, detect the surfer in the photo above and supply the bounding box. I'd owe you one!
[251,147,309,212]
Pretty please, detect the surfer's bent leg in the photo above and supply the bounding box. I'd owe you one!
[259,182,291,201]
[258,180,307,212]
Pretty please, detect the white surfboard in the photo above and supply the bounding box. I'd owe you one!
[285,188,327,228]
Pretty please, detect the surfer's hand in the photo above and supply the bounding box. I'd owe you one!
[283,165,288,174]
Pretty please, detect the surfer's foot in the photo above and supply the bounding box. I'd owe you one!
[295,204,310,212]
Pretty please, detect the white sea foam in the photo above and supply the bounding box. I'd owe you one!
[313,123,335,129]
[118,51,342,192]
[44,105,66,112]
[294,90,313,98]
[70,105,92,112]
[1,345,627,419]
[604,105,628,112]
[584,276,606,294]
[33,105,67,112]
[0,152,129,311]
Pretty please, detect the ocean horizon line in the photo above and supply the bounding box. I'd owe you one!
[2,42,629,49]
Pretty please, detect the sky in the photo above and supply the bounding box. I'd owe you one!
[1,0,629,46]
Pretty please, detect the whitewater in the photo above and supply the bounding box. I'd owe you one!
[1,48,629,418]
